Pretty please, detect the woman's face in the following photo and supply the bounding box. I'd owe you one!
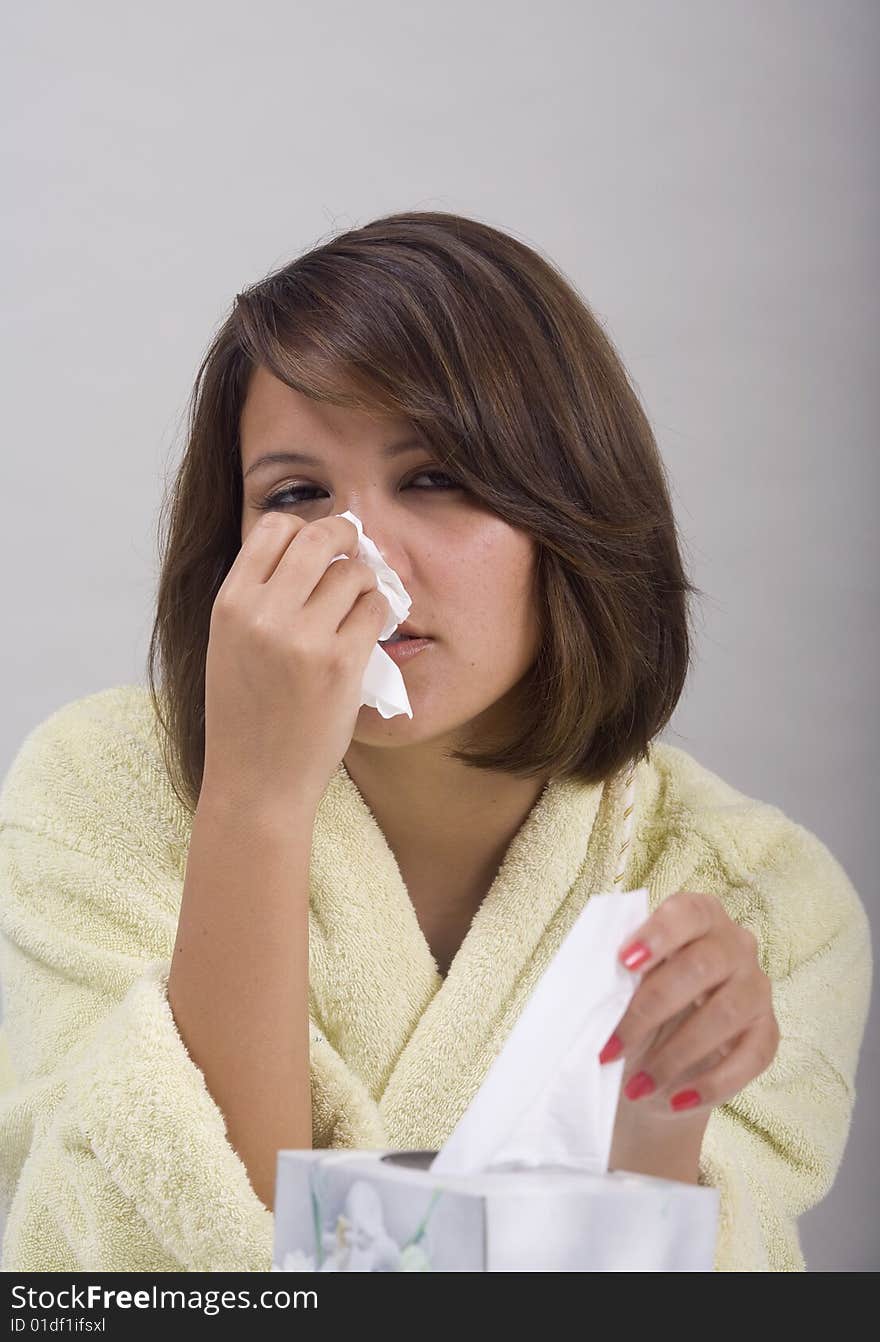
[239,365,543,751]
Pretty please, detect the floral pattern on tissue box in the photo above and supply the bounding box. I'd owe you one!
[272,1172,442,1272]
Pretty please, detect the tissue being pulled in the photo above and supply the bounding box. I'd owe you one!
[430,888,651,1177]
[327,510,414,720]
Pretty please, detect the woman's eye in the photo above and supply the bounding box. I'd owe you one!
[257,470,461,511]
[408,470,461,491]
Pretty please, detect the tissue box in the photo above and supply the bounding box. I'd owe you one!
[274,1149,719,1272]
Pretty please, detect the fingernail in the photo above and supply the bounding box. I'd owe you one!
[624,1071,655,1101]
[598,1033,623,1064]
[670,1089,701,1111]
[620,941,651,970]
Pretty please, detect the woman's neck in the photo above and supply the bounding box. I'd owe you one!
[341,742,555,882]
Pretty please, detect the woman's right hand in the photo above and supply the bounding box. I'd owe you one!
[201,512,391,808]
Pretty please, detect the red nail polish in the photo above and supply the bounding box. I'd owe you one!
[670,1089,701,1111]
[624,1071,655,1100]
[598,1033,623,1064]
[620,941,651,970]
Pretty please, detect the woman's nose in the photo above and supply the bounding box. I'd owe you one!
[344,510,405,574]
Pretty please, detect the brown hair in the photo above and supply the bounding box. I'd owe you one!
[147,210,704,817]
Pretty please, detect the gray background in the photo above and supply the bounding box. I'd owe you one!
[1,0,876,1270]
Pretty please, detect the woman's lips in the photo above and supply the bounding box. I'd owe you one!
[379,636,433,662]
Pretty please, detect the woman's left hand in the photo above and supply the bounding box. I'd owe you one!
[599,890,780,1117]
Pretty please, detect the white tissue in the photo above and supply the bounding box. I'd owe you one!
[326,510,414,720]
[430,889,650,1177]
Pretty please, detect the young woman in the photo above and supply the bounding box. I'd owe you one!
[0,211,871,1272]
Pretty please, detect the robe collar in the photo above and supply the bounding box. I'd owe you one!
[307,759,634,1149]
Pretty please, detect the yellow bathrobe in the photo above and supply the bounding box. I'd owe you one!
[0,685,871,1272]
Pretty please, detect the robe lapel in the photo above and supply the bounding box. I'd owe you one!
[307,762,442,1098]
[307,760,634,1151]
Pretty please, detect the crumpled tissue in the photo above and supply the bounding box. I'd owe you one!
[326,510,414,720]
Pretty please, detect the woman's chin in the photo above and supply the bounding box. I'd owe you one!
[351,702,462,749]
[353,703,428,736]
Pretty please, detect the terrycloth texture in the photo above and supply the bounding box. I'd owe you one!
[0,685,871,1272]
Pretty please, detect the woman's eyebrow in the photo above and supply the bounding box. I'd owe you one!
[244,439,425,480]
